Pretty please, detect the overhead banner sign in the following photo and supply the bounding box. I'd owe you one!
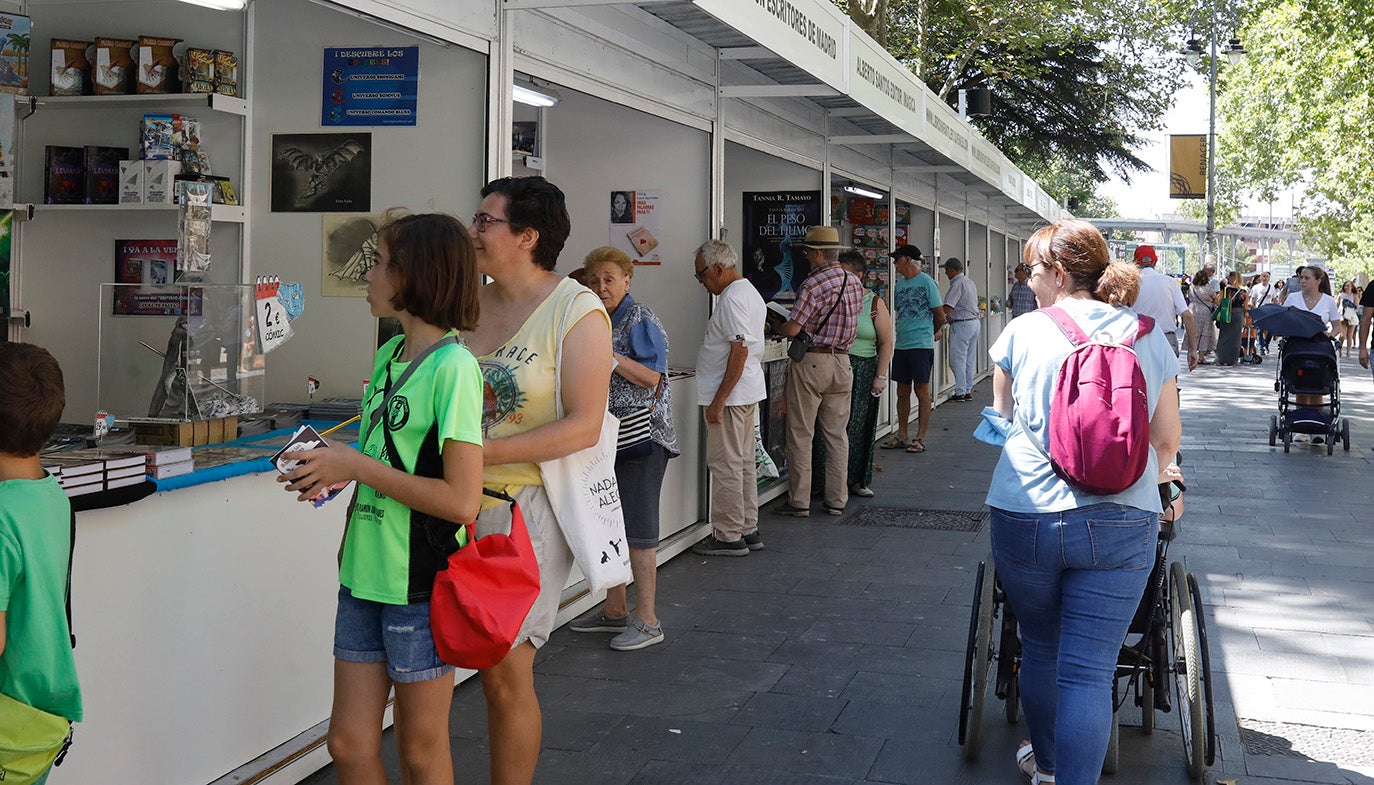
[970,137,1003,186]
[1170,134,1207,199]
[923,98,969,163]
[693,0,848,92]
[847,33,922,137]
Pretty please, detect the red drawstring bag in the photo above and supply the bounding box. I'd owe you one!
[430,490,541,670]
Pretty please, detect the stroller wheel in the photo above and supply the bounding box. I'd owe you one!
[1343,419,1351,451]
[1283,429,1292,454]
[1268,416,1277,447]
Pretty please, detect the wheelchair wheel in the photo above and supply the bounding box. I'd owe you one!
[1102,706,1120,774]
[1187,572,1218,767]
[1268,415,1277,446]
[1342,419,1351,451]
[1327,433,1335,456]
[959,560,996,759]
[1170,562,1206,782]
[1140,669,1156,734]
[997,605,1021,725]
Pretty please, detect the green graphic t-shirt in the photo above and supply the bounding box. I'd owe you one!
[340,334,484,605]
[0,474,82,721]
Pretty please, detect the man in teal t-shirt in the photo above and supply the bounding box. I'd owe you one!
[886,246,943,452]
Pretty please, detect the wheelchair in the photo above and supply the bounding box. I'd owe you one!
[957,484,1216,782]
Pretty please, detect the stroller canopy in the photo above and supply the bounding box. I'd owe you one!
[1250,304,1327,339]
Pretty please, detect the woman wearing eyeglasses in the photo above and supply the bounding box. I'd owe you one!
[462,176,613,785]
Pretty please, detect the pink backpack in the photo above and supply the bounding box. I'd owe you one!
[1022,305,1155,495]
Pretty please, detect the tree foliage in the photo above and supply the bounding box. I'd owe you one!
[832,0,1192,199]
[1218,0,1374,277]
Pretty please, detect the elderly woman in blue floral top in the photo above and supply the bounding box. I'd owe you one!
[567,246,679,651]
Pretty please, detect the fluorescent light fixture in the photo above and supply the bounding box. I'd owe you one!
[176,0,248,9]
[513,84,559,107]
[843,185,885,200]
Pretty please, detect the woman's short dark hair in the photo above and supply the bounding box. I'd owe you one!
[1024,219,1139,307]
[837,250,866,275]
[480,176,570,271]
[377,211,480,331]
[1192,269,1211,286]
[0,343,66,457]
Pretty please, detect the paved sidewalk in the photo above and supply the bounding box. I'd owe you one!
[303,354,1374,785]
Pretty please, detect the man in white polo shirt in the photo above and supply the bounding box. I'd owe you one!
[1132,244,1198,371]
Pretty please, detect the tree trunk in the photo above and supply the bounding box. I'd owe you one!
[849,0,887,47]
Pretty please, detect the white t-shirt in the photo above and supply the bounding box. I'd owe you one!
[1284,291,1343,324]
[1249,282,1276,307]
[696,278,766,406]
[1132,266,1187,332]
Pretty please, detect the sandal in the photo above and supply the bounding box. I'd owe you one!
[880,436,910,450]
[1016,742,1055,784]
[906,438,926,453]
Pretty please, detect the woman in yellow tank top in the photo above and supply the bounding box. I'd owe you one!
[462,177,612,785]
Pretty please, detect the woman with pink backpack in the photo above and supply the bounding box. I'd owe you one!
[980,219,1182,785]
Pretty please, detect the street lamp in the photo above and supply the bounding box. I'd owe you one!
[1182,26,1244,265]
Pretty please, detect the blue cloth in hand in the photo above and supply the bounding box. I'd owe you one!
[974,406,1013,446]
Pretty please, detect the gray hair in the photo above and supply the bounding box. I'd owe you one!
[694,239,738,269]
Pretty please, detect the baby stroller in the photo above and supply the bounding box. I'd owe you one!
[1250,304,1352,454]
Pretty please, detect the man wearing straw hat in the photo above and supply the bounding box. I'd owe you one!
[767,225,863,517]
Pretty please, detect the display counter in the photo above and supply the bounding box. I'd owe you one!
[62,374,705,785]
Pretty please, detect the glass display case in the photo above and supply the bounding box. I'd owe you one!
[98,283,265,423]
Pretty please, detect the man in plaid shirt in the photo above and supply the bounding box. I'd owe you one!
[767,226,863,517]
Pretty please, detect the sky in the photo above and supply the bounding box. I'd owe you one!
[1095,70,1298,223]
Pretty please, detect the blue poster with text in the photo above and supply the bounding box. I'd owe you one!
[322,46,419,127]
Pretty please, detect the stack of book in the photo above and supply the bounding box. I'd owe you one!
[118,445,196,480]
[41,450,149,497]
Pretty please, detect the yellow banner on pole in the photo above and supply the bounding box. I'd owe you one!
[1169,135,1207,199]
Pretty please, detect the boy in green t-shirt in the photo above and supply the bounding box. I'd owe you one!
[0,343,82,783]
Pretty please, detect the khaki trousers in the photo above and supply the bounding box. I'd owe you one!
[704,403,759,542]
[785,353,853,509]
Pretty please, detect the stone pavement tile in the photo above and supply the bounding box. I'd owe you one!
[536,674,745,723]
[1272,678,1374,717]
[1219,586,1355,615]
[1336,657,1374,686]
[528,748,643,785]
[766,638,864,668]
[1213,647,1348,683]
[784,579,882,602]
[723,726,884,779]
[1211,605,1373,636]
[1253,626,1329,655]
[1244,753,1369,785]
[661,628,791,663]
[852,643,964,680]
[627,760,854,785]
[797,617,917,647]
[770,664,857,699]
[584,715,750,764]
[829,699,951,743]
[840,671,954,708]
[783,594,895,622]
[679,604,815,637]
[729,691,847,733]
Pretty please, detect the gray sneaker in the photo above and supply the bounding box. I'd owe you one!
[692,536,749,556]
[741,531,764,551]
[568,610,628,633]
[610,616,664,651]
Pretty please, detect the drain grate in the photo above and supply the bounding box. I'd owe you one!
[838,506,988,532]
[1238,719,1374,766]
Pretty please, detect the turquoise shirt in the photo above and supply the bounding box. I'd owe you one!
[893,272,943,350]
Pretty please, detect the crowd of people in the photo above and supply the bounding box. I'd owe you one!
[5,175,1370,785]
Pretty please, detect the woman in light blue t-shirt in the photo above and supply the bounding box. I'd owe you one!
[983,219,1181,785]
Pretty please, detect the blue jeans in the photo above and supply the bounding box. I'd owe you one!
[950,319,979,395]
[990,503,1158,785]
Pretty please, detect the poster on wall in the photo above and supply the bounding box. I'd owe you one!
[742,190,822,301]
[271,132,372,212]
[608,190,662,266]
[0,14,30,96]
[322,213,385,297]
[0,211,11,333]
[322,46,419,127]
[113,238,203,316]
[0,94,13,209]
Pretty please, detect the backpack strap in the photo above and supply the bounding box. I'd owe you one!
[1041,305,1153,348]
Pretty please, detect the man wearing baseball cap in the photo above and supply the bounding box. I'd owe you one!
[881,245,943,453]
[767,225,863,516]
[1132,244,1198,371]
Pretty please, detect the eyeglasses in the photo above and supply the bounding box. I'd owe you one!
[471,212,511,233]
[1024,261,1055,274]
[693,265,712,282]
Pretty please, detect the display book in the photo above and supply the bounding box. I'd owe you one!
[46,33,238,97]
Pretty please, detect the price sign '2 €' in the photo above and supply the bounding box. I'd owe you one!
[256,276,298,354]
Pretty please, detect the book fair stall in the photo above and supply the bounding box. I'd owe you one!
[0,1,1062,783]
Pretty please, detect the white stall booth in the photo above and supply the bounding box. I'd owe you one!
[0,2,1066,784]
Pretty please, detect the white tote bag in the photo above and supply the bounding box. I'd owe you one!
[536,293,632,594]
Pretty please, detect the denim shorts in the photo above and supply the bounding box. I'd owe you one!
[333,586,453,683]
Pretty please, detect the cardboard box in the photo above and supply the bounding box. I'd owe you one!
[136,35,182,94]
[50,38,92,96]
[119,161,144,203]
[144,159,182,204]
[93,36,136,95]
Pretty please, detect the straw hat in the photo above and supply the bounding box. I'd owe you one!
[795,226,849,250]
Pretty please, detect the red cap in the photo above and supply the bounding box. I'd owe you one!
[1133,245,1157,266]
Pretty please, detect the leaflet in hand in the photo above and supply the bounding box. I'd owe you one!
[271,424,351,507]
[766,301,792,320]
